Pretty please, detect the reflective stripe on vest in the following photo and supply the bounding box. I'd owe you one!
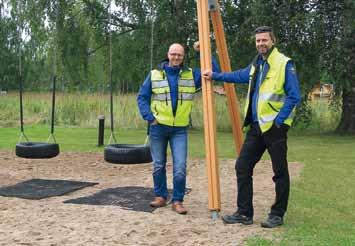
[244,48,295,133]
[150,69,195,126]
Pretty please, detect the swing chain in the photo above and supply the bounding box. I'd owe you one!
[47,133,57,143]
[108,132,117,145]
[18,132,29,143]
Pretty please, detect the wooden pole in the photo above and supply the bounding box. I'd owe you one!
[196,0,221,215]
[209,0,244,154]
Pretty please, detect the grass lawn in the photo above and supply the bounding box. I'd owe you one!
[0,126,354,245]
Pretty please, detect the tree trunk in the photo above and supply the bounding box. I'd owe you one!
[334,0,355,133]
[336,87,355,133]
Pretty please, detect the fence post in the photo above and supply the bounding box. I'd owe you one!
[97,115,105,147]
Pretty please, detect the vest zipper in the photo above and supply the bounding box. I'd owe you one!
[154,105,159,115]
[180,92,183,105]
[256,62,265,123]
[165,91,168,105]
[268,102,279,112]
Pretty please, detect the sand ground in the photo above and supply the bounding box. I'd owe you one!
[0,151,302,246]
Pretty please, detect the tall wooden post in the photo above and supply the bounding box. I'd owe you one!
[209,0,244,154]
[196,0,221,218]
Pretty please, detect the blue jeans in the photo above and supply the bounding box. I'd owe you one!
[149,124,187,202]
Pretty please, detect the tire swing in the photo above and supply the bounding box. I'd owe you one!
[104,3,152,164]
[15,75,60,159]
[15,20,59,159]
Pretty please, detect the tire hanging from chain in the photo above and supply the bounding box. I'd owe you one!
[104,1,152,164]
[15,71,59,159]
[15,4,59,159]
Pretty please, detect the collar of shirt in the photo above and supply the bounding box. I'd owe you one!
[164,65,180,75]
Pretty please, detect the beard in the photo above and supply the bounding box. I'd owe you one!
[257,45,270,55]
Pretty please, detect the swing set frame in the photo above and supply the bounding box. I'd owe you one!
[197,0,244,219]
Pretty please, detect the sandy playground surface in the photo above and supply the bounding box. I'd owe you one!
[0,151,302,246]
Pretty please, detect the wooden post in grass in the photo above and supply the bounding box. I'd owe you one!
[209,0,244,154]
[196,0,221,219]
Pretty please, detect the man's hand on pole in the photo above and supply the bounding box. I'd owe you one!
[193,41,200,52]
[202,69,213,80]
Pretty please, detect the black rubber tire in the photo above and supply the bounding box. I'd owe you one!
[16,142,60,159]
[104,144,152,164]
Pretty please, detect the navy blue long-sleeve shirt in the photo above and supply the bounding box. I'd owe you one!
[212,56,301,125]
[137,57,220,124]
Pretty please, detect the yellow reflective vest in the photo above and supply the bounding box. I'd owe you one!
[245,48,295,133]
[150,68,195,126]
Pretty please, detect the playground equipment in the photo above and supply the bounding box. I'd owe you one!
[104,2,152,164]
[12,0,244,218]
[15,11,60,159]
[197,0,243,219]
[15,74,60,159]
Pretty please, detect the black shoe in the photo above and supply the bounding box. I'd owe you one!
[222,212,253,225]
[261,215,284,228]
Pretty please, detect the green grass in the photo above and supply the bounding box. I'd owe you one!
[0,91,239,131]
[247,133,355,246]
[0,126,149,152]
[0,125,239,157]
[1,127,354,245]
[1,92,340,133]
[277,134,355,246]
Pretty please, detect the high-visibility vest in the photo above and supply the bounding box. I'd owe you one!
[150,68,195,126]
[244,48,295,133]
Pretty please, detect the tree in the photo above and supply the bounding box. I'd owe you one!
[0,5,18,89]
[330,1,355,133]
[1,0,353,133]
[316,0,355,133]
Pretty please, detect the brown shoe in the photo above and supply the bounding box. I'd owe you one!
[150,197,167,208]
[172,202,188,215]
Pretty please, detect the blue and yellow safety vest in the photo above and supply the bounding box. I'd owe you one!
[245,48,295,133]
[150,69,195,126]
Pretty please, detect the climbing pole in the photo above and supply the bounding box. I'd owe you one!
[197,0,245,219]
[209,0,244,154]
[197,0,221,219]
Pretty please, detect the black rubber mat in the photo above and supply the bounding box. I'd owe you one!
[64,186,192,213]
[0,179,98,199]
